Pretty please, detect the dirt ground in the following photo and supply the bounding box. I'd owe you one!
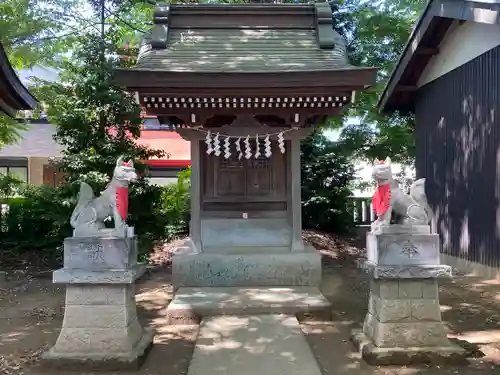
[2,231,500,375]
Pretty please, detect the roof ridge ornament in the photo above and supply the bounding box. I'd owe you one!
[314,2,336,49]
[151,4,170,49]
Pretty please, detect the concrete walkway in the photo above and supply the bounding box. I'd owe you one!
[186,314,323,375]
[166,286,331,324]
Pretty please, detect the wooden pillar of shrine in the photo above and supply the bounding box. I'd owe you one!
[189,140,202,251]
[289,138,304,252]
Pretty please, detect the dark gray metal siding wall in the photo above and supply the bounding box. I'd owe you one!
[415,44,500,267]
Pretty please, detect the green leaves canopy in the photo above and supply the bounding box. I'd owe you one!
[328,0,426,163]
[0,0,87,69]
[2,0,427,163]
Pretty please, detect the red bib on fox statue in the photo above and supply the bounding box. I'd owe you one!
[113,161,131,221]
[372,160,391,216]
[114,186,129,220]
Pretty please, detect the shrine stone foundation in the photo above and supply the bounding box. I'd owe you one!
[351,225,468,365]
[42,235,153,370]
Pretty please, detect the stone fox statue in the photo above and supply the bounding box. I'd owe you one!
[371,157,432,231]
[70,156,137,237]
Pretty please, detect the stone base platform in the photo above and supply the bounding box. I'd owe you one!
[172,239,321,287]
[44,260,153,371]
[350,329,468,366]
[165,286,331,325]
[42,327,154,371]
[187,314,322,375]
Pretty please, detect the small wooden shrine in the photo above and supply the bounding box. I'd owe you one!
[115,3,376,287]
[0,42,37,117]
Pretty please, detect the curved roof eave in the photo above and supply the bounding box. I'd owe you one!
[0,42,38,117]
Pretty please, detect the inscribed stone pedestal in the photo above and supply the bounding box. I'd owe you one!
[351,230,467,365]
[42,235,153,371]
[63,236,138,270]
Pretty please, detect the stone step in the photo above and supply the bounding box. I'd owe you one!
[186,314,322,375]
[202,246,291,254]
[165,286,331,325]
[172,246,321,288]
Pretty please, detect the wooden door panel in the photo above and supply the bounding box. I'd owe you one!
[217,170,246,196]
[202,142,287,204]
[214,152,245,197]
[270,151,286,200]
[246,157,272,198]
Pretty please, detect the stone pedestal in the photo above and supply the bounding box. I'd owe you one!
[42,236,154,370]
[351,226,467,365]
[172,235,321,288]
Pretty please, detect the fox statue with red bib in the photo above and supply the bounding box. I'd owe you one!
[370,157,431,233]
[70,156,137,238]
[351,158,465,365]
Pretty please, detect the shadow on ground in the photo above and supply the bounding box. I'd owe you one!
[2,231,500,374]
[302,230,500,375]
[0,272,196,375]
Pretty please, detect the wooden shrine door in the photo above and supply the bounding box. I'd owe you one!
[201,142,287,214]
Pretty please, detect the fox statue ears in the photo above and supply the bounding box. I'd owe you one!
[116,156,134,169]
[373,157,392,166]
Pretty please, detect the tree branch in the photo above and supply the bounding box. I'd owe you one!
[104,6,146,33]
[11,24,102,47]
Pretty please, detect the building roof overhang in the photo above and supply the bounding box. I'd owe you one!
[0,43,37,117]
[378,0,500,114]
[114,68,377,94]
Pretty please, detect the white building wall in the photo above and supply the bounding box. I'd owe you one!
[418,21,500,87]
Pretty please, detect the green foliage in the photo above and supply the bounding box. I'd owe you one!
[0,0,155,146]
[128,170,190,260]
[33,29,174,254]
[0,174,191,268]
[330,0,426,163]
[0,0,83,70]
[159,168,191,240]
[0,184,76,267]
[35,31,163,187]
[301,130,356,233]
[337,115,415,163]
[0,0,77,149]
[0,116,30,148]
[0,173,24,200]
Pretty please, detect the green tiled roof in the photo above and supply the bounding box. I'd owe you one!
[115,4,377,89]
[137,29,351,73]
[137,28,352,73]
